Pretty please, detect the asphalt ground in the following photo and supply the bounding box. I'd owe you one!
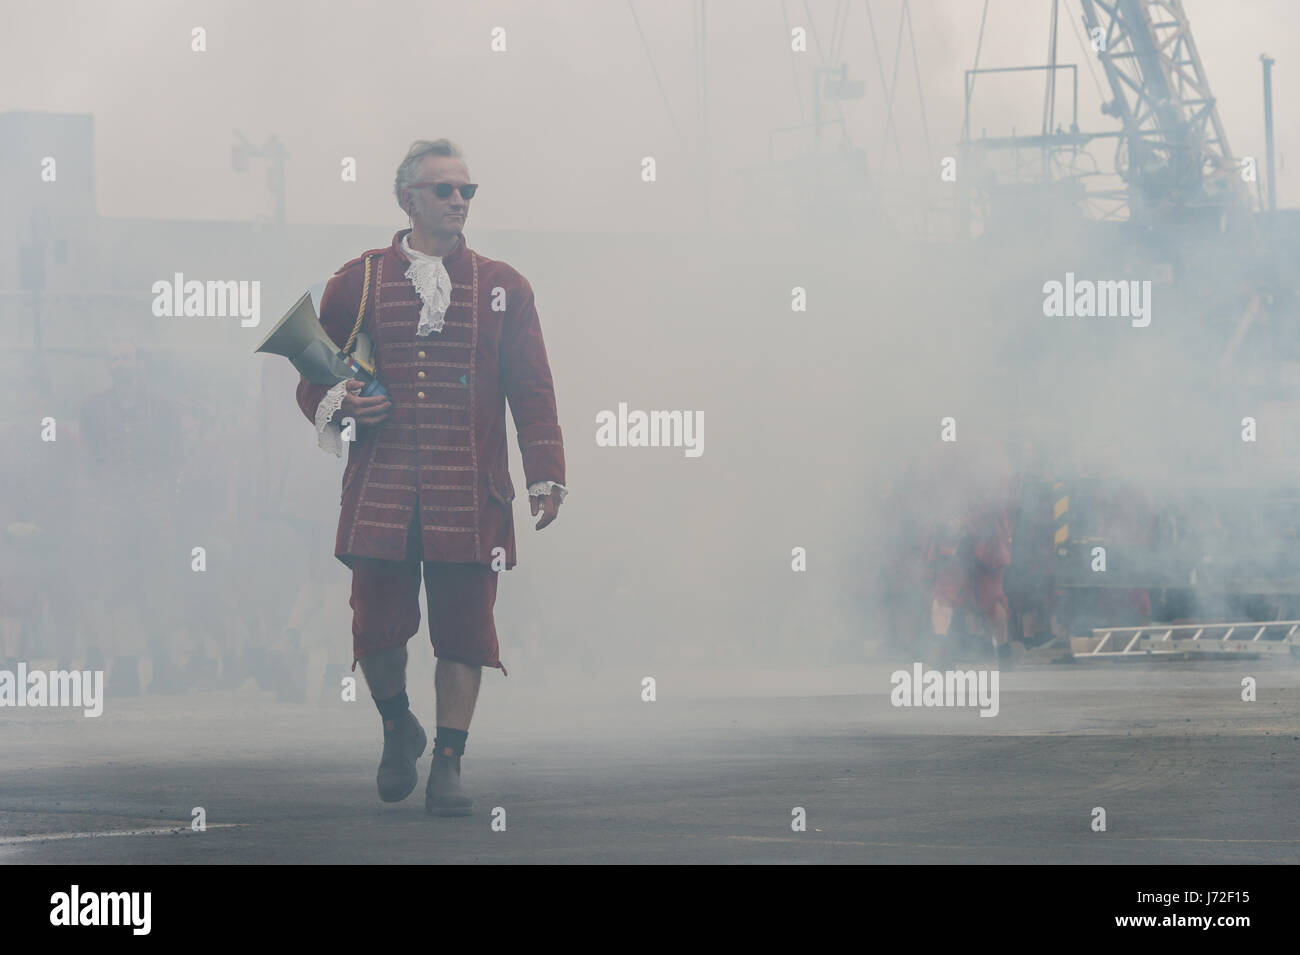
[2,660,1298,864]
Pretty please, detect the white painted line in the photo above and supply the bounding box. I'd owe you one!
[0,823,248,845]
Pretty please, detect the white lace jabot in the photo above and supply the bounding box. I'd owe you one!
[400,233,452,336]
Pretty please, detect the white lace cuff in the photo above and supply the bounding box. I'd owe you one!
[527,481,568,503]
[315,380,350,457]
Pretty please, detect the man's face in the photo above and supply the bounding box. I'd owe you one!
[403,156,472,238]
[108,343,137,385]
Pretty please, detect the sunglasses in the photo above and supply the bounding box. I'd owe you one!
[408,181,478,200]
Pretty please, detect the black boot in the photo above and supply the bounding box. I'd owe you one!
[377,711,427,802]
[425,749,473,817]
[319,664,346,706]
[994,642,1014,670]
[216,650,243,690]
[107,656,140,697]
[1021,630,1054,649]
[148,653,181,694]
[919,633,955,669]
[191,654,219,692]
[907,634,928,663]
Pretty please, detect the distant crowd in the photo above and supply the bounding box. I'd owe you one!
[0,342,352,702]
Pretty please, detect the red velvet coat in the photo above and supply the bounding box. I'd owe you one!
[296,229,565,569]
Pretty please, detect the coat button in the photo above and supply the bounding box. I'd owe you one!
[418,350,426,358]
[417,391,425,399]
[417,370,426,379]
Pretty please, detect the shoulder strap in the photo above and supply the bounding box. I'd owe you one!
[343,253,381,355]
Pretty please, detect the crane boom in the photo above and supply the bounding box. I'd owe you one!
[1079,0,1249,226]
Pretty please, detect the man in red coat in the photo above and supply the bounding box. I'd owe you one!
[923,445,1015,666]
[295,139,567,816]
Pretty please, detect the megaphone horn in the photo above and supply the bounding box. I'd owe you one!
[254,291,353,386]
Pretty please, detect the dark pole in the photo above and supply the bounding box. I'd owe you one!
[1262,54,1276,213]
[267,134,287,227]
[20,213,48,394]
[813,68,822,151]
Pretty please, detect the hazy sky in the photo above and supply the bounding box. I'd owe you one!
[4,0,1298,231]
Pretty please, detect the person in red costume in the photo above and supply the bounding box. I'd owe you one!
[291,140,567,817]
[1002,437,1059,649]
[921,443,1017,667]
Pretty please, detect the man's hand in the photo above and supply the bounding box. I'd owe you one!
[530,490,561,529]
[333,379,391,428]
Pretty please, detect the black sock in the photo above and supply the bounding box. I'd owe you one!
[374,689,410,728]
[434,726,467,757]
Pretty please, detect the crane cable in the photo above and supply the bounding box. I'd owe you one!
[830,0,849,69]
[1065,0,1107,102]
[627,0,688,150]
[1042,0,1060,137]
[904,0,933,163]
[961,0,990,143]
[802,0,849,141]
[800,0,830,64]
[780,0,808,124]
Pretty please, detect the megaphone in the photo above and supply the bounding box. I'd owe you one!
[254,291,388,398]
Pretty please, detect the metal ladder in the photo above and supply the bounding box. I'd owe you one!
[1085,620,1300,659]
